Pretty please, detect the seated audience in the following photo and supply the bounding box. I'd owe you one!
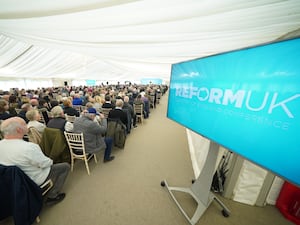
[73,108,115,162]
[72,93,83,106]
[37,98,51,123]
[108,99,128,127]
[26,109,46,133]
[0,117,70,205]
[93,95,103,112]
[0,99,14,120]
[141,93,150,119]
[8,95,19,116]
[134,94,146,118]
[18,103,32,123]
[102,95,114,109]
[63,99,80,117]
[30,98,39,109]
[47,106,73,132]
[123,95,137,128]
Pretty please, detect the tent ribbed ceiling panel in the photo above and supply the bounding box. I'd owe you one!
[0,0,299,82]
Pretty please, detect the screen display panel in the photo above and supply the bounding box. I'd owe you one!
[167,38,300,186]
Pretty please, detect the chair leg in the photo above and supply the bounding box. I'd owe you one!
[94,154,98,163]
[70,157,74,172]
[84,158,90,175]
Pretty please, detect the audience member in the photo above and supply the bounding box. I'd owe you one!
[93,95,103,112]
[102,95,114,109]
[37,98,50,124]
[18,103,32,123]
[141,93,150,119]
[0,99,14,120]
[26,109,46,133]
[0,117,70,205]
[47,106,73,132]
[123,95,137,128]
[72,94,83,106]
[108,99,128,127]
[73,108,115,162]
[63,99,80,117]
[134,95,145,118]
[30,99,39,108]
[8,95,19,116]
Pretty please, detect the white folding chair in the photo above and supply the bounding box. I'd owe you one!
[65,114,77,123]
[134,103,144,124]
[64,131,97,175]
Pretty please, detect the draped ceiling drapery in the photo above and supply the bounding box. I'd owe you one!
[0,0,300,89]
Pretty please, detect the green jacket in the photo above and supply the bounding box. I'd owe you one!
[39,127,70,163]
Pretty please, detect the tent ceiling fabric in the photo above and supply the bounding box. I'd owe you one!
[0,0,300,82]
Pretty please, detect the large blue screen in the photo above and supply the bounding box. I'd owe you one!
[167,38,300,186]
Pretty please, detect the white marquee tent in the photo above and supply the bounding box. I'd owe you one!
[0,0,300,90]
[0,0,300,207]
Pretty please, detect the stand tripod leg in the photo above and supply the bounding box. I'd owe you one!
[161,141,230,224]
[212,194,230,217]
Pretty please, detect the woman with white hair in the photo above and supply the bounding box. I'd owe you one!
[26,109,46,133]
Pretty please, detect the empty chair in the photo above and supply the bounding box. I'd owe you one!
[134,103,144,124]
[64,131,97,175]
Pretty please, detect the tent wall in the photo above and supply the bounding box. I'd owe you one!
[187,129,283,206]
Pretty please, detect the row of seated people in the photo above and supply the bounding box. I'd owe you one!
[0,87,165,224]
[0,89,155,149]
[0,109,117,224]
[0,83,168,119]
[0,117,70,224]
[1,93,149,133]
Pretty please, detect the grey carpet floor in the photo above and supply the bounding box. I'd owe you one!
[0,93,294,225]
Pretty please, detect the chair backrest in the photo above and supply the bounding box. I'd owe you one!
[101,108,112,119]
[64,132,86,156]
[72,105,82,113]
[65,114,76,123]
[134,103,143,115]
[148,94,155,109]
[80,106,87,112]
[15,108,22,114]
[28,127,42,145]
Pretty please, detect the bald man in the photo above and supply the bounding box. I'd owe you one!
[0,117,70,205]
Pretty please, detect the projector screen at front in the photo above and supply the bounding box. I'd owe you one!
[167,37,300,186]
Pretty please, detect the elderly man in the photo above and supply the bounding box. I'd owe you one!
[73,108,115,162]
[108,99,128,126]
[0,117,70,205]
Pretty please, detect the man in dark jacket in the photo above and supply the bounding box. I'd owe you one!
[108,99,128,127]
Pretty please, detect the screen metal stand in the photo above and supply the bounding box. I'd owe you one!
[161,141,230,225]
